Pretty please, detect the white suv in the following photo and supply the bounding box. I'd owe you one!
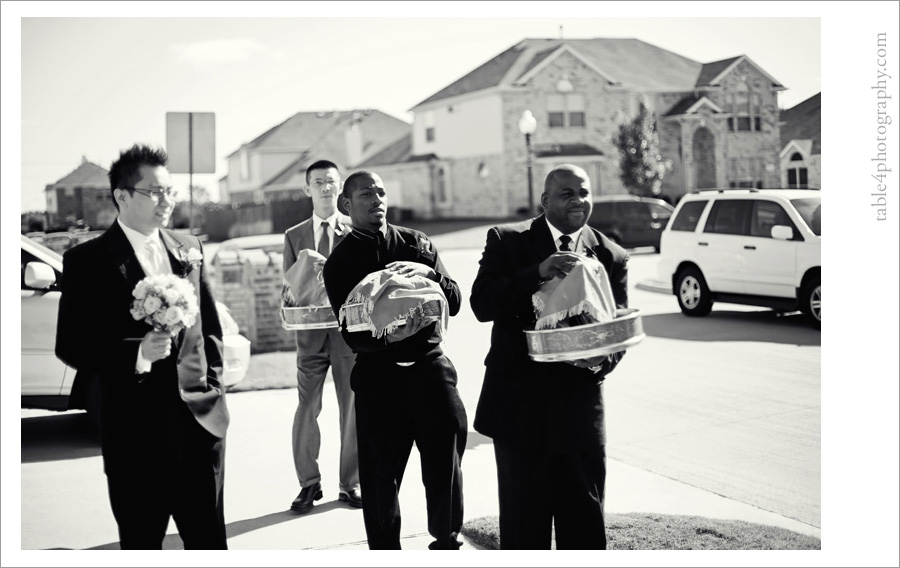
[657,189,821,327]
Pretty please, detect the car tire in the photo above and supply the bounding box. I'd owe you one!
[675,267,713,317]
[800,275,821,329]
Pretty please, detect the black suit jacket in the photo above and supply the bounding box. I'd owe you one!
[55,222,229,473]
[470,215,629,451]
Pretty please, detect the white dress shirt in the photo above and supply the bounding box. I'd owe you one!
[545,218,586,254]
[118,219,171,374]
[312,211,339,254]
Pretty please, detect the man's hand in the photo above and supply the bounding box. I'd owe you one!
[385,261,437,281]
[385,304,431,343]
[140,330,172,362]
[538,251,583,281]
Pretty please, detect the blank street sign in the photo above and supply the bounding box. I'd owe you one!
[166,112,215,174]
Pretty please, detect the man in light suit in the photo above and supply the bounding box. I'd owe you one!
[282,160,360,512]
[55,144,229,549]
[470,164,629,550]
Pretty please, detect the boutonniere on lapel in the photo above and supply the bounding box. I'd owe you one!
[178,247,203,276]
[415,236,435,258]
[333,223,347,237]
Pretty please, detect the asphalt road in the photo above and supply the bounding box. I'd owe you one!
[437,245,821,528]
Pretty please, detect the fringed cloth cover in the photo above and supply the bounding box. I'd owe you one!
[282,249,330,308]
[339,269,448,339]
[532,254,617,330]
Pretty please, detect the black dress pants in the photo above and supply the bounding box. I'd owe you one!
[352,354,467,549]
[103,400,227,550]
[493,440,607,550]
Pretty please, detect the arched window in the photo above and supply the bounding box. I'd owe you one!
[786,152,808,188]
[791,152,804,161]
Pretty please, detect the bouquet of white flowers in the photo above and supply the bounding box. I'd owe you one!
[130,274,199,336]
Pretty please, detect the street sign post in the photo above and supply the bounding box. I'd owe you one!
[166,112,215,233]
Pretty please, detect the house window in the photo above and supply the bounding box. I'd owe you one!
[728,85,762,132]
[547,94,585,128]
[787,152,809,189]
[728,157,763,189]
[424,111,435,143]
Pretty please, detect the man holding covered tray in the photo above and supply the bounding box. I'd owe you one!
[470,164,629,550]
[282,160,360,512]
[322,170,467,550]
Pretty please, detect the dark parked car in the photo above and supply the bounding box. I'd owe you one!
[587,195,674,251]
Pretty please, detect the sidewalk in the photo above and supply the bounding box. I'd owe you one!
[220,372,821,551]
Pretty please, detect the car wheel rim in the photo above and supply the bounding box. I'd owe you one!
[679,276,700,308]
[810,285,821,321]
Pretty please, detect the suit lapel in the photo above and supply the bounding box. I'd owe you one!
[106,221,146,290]
[583,228,614,275]
[160,229,186,276]
[528,215,558,263]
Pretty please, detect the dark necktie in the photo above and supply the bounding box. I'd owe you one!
[559,235,572,251]
[317,221,330,257]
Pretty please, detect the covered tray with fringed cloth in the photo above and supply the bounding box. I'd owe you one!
[281,249,339,330]
[339,269,448,339]
[524,254,644,366]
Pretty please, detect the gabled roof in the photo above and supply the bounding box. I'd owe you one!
[355,135,440,168]
[780,92,821,154]
[226,109,411,161]
[695,57,742,87]
[411,38,706,110]
[696,55,785,90]
[664,95,725,117]
[47,159,109,190]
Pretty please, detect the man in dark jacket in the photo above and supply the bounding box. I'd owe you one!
[322,170,467,550]
[55,144,229,549]
[470,164,628,550]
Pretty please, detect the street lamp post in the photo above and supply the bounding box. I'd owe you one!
[518,110,537,215]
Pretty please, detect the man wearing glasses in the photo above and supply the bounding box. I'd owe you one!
[56,143,230,549]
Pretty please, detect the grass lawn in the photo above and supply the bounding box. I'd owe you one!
[461,513,821,550]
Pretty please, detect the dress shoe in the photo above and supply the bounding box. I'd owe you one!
[290,482,323,512]
[338,487,363,508]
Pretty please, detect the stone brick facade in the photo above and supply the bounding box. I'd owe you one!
[209,250,294,354]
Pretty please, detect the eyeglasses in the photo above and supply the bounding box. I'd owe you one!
[126,187,177,201]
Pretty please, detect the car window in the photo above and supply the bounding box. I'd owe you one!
[790,197,822,236]
[648,203,673,219]
[670,200,708,231]
[618,202,644,220]
[750,201,798,239]
[703,200,752,235]
[590,203,614,222]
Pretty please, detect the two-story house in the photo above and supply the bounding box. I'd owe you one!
[220,109,411,204]
[44,157,116,230]
[358,38,787,218]
[779,92,821,189]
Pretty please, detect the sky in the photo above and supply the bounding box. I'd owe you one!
[3,3,900,567]
[11,9,824,212]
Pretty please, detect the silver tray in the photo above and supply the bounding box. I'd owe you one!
[524,308,644,362]
[281,306,338,330]
[341,300,443,334]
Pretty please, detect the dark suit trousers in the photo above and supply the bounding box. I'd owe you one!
[493,441,607,550]
[102,374,227,550]
[352,354,466,550]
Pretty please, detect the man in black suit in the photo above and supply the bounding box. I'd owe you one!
[470,164,629,550]
[322,170,467,550]
[55,144,230,549]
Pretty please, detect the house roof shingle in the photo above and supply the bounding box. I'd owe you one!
[695,56,742,87]
[412,38,711,110]
[48,160,109,189]
[780,92,821,155]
